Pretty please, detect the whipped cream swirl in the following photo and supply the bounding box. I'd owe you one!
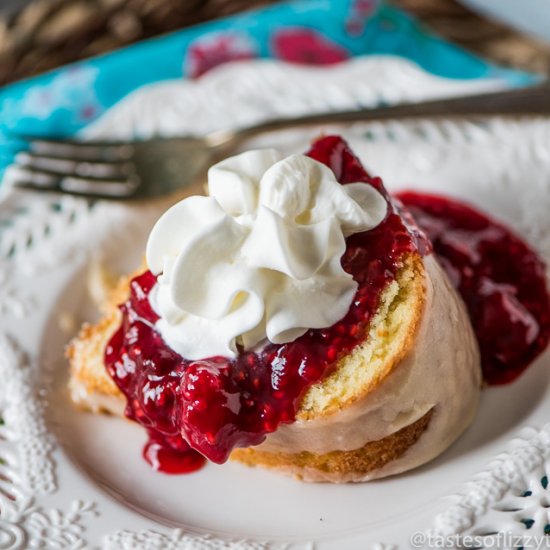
[146,149,387,359]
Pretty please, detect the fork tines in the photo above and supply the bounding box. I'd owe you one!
[8,136,140,199]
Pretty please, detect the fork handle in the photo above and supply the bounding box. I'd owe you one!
[207,81,550,147]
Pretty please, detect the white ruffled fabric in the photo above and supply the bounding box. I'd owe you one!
[146,150,387,359]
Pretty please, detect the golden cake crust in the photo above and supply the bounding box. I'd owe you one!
[66,270,131,409]
[230,408,433,482]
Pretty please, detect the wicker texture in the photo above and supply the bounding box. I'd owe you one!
[0,0,280,85]
[0,0,549,85]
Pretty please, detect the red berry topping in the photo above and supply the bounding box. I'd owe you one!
[104,136,416,473]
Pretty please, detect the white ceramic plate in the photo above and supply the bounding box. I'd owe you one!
[2,56,550,550]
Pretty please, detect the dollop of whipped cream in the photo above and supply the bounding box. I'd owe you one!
[146,149,387,360]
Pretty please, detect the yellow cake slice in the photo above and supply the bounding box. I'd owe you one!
[68,252,480,482]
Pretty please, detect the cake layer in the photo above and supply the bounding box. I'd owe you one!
[231,409,434,483]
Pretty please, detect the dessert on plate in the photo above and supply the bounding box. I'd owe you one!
[67,135,549,482]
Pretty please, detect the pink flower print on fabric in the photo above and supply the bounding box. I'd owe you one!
[271,28,349,66]
[185,33,257,78]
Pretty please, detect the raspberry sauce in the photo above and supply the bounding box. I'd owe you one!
[104,136,417,473]
[397,191,550,385]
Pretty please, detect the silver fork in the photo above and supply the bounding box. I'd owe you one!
[9,82,550,201]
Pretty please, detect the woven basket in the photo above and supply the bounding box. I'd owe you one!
[0,0,280,84]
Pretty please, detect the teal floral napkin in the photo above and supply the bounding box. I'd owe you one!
[0,0,535,177]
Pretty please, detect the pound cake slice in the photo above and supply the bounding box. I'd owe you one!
[67,135,481,482]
